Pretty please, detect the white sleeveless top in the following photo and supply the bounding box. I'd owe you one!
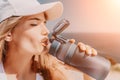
[0,63,44,80]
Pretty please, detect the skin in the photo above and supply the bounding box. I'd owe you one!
[3,12,97,80]
[4,13,49,80]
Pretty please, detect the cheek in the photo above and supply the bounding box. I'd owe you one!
[13,29,44,54]
[20,38,44,54]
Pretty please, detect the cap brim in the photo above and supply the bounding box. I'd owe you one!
[14,1,63,20]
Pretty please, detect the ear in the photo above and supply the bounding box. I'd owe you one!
[4,32,12,42]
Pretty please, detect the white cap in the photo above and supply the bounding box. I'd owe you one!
[0,0,63,22]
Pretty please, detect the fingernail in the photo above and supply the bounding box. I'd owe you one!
[78,42,86,51]
[91,48,97,56]
[69,39,75,43]
[80,44,86,51]
[85,49,92,55]
[85,45,92,55]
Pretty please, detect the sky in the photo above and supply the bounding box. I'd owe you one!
[38,0,120,33]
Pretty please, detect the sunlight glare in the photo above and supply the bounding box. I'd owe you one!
[112,0,120,8]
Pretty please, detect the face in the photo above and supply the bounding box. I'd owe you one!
[8,13,49,55]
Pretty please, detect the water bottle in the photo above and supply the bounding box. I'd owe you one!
[49,19,111,80]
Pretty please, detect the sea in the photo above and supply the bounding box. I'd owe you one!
[61,32,120,63]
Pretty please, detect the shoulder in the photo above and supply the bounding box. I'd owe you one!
[0,62,7,80]
[0,62,4,73]
[36,73,44,80]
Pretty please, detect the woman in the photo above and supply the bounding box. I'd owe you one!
[0,0,97,80]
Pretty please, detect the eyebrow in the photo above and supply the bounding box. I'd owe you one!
[28,18,41,21]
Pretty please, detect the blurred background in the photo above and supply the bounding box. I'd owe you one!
[38,0,120,80]
[39,0,120,33]
[38,0,120,63]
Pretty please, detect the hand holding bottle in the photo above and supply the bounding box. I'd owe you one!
[69,39,97,56]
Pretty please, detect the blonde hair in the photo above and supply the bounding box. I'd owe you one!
[0,16,21,61]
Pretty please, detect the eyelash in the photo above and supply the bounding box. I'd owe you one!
[30,23,38,26]
[30,21,46,26]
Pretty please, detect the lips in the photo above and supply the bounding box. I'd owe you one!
[41,38,49,47]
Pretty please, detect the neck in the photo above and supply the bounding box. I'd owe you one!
[3,49,35,79]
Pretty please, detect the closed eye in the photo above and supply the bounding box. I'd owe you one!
[30,23,38,26]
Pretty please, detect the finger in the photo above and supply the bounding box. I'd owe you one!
[69,39,75,43]
[91,48,97,56]
[78,42,86,51]
[85,45,92,56]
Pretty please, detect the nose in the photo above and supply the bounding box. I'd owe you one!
[41,23,49,36]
